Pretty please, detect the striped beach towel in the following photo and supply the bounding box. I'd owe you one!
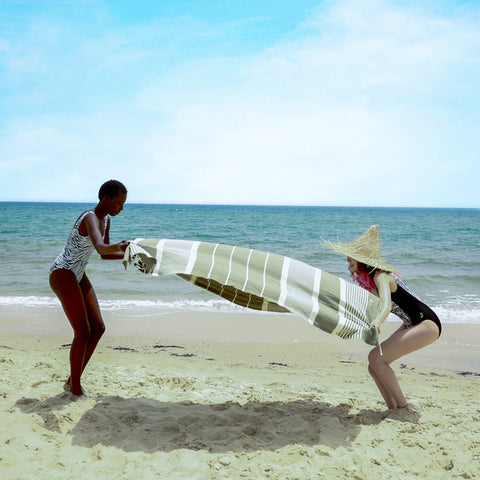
[123,238,381,345]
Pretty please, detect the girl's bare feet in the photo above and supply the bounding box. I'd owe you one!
[63,378,87,398]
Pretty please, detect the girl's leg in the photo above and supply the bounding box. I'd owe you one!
[79,274,105,374]
[368,325,406,409]
[49,269,91,396]
[368,320,439,409]
[368,363,397,409]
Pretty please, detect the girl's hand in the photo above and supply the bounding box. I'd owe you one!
[371,317,382,334]
[118,240,130,252]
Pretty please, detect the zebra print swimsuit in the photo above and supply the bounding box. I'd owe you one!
[50,210,108,282]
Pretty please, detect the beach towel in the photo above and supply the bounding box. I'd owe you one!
[123,238,382,345]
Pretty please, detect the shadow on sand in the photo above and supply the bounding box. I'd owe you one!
[15,393,395,453]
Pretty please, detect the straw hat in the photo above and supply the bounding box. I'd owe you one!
[325,225,398,272]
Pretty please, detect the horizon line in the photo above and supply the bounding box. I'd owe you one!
[1,200,478,210]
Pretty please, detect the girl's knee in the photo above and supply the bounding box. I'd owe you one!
[73,325,92,342]
[368,348,387,372]
[94,324,106,337]
[368,348,379,366]
[87,311,105,338]
[90,322,105,339]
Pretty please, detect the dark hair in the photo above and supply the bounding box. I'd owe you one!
[358,261,377,278]
[98,180,127,200]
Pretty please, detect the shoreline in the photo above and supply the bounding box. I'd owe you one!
[1,308,479,374]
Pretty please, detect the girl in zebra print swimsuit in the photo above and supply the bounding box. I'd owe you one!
[49,180,129,398]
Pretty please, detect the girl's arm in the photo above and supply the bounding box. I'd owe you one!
[84,214,128,259]
[104,216,111,245]
[373,271,395,328]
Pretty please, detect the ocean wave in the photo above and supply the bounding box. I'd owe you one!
[0,295,248,313]
[99,298,249,313]
[431,306,480,325]
[1,295,479,324]
[0,296,60,308]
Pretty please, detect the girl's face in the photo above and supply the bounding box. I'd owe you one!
[347,257,359,275]
[107,192,127,216]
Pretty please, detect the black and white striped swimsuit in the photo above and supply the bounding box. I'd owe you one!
[50,211,108,282]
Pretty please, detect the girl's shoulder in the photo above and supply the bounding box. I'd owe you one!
[374,270,397,291]
[73,209,95,226]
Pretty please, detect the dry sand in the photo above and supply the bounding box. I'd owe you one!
[1,309,479,479]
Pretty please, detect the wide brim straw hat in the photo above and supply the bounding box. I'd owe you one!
[324,225,398,272]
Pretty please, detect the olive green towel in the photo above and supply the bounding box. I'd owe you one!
[123,238,381,345]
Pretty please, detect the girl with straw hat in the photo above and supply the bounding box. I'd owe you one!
[326,225,442,412]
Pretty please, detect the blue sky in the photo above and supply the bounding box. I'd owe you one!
[0,0,479,207]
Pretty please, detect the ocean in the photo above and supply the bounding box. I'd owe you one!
[0,202,479,324]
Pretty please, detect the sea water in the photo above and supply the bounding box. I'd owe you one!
[0,202,478,324]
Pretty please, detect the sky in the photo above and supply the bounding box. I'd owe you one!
[0,0,479,207]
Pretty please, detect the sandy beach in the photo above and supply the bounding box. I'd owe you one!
[1,309,479,480]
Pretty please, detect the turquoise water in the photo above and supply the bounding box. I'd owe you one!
[0,202,479,324]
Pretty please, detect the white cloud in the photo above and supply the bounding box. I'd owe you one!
[129,1,479,206]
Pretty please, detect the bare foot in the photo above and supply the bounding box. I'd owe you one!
[387,404,419,421]
[397,403,414,413]
[68,391,89,402]
[71,386,87,396]
[64,379,87,397]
